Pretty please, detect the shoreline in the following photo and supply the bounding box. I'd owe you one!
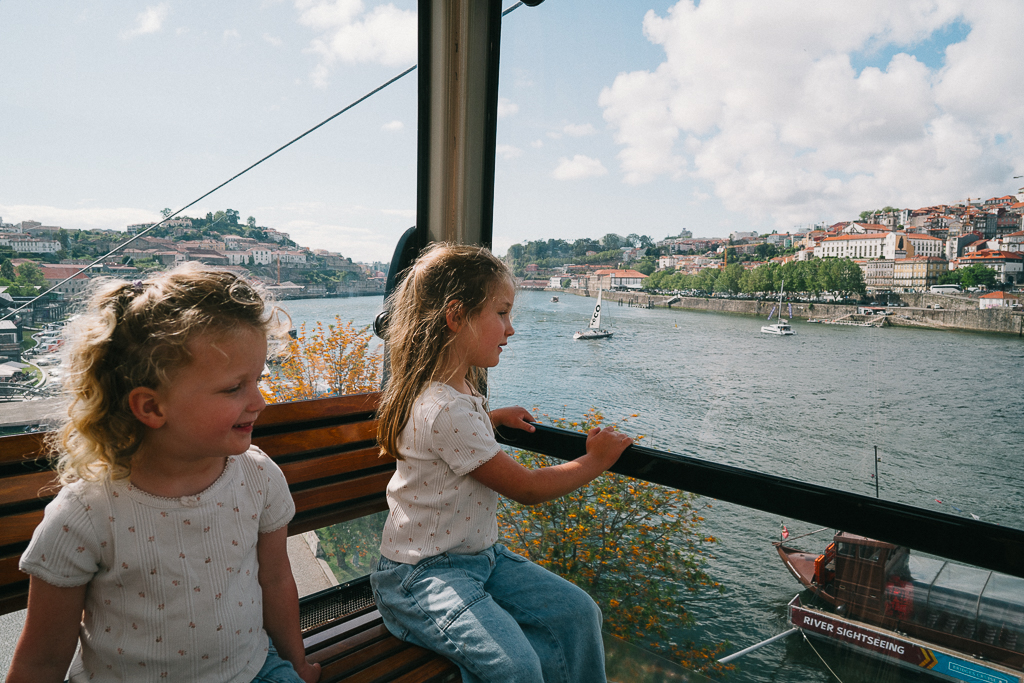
[544,287,1024,337]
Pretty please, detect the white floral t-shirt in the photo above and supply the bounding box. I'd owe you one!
[380,383,502,563]
[19,446,294,683]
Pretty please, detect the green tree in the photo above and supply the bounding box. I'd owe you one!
[713,263,743,294]
[161,207,173,218]
[247,216,256,229]
[633,257,657,276]
[958,264,998,289]
[499,410,727,674]
[15,262,46,287]
[0,259,15,281]
[833,258,866,298]
[602,233,624,251]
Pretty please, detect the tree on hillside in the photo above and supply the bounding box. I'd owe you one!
[15,262,45,287]
[602,233,624,250]
[0,259,15,281]
[573,238,602,257]
[161,207,173,218]
[633,257,657,275]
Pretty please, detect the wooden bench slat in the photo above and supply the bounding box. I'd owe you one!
[255,394,380,427]
[0,470,58,507]
[324,639,441,683]
[0,510,45,548]
[292,471,393,516]
[309,622,392,665]
[0,433,48,466]
[319,634,410,679]
[387,657,460,683]
[256,421,377,459]
[279,447,392,487]
[0,554,27,592]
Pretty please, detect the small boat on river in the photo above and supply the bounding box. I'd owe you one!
[776,532,1024,682]
[550,296,559,302]
[761,281,795,335]
[574,289,612,340]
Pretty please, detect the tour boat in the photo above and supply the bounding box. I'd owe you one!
[776,532,1024,682]
[574,289,612,340]
[761,280,796,335]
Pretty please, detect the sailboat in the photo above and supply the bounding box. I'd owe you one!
[761,280,796,335]
[574,289,613,340]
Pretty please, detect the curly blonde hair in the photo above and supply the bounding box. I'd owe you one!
[376,243,513,459]
[51,263,278,485]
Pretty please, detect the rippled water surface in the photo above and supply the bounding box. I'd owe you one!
[282,292,1024,682]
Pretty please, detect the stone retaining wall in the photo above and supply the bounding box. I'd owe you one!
[553,288,1024,336]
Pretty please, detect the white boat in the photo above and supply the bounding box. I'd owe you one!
[761,281,796,336]
[574,289,613,340]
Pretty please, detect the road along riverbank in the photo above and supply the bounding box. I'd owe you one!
[550,287,1024,336]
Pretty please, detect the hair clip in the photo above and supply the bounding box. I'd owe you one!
[131,280,144,292]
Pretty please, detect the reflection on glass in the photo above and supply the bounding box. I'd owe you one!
[314,511,388,584]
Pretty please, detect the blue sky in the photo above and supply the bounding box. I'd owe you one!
[2,1,1022,263]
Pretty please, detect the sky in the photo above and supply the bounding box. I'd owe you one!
[2,0,1023,263]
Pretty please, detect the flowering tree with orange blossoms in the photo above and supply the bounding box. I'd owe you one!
[259,316,384,581]
[498,408,730,675]
[260,317,382,404]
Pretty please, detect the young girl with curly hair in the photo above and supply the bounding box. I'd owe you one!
[7,263,319,683]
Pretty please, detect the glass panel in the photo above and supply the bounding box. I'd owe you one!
[310,511,388,587]
[490,3,1024,679]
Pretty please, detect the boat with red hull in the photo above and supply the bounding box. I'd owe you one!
[776,532,1024,682]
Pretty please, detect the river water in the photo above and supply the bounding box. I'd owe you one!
[280,291,1024,683]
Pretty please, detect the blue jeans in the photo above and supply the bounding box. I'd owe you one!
[370,544,606,683]
[250,638,306,683]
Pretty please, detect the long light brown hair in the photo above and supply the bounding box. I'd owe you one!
[51,263,278,485]
[376,243,513,459]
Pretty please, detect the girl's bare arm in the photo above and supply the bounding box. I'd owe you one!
[469,426,631,505]
[5,577,86,683]
[257,527,321,683]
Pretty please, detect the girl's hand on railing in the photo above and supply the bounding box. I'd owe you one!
[586,426,632,471]
[489,406,536,433]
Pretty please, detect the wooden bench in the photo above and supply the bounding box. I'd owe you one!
[0,392,460,683]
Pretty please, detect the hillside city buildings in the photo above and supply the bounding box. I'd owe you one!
[519,190,1024,302]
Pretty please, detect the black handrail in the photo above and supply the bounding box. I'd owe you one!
[495,424,1024,580]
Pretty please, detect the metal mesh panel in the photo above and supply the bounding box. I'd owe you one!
[299,580,376,632]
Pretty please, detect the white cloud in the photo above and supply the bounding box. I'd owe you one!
[496,144,522,160]
[264,33,283,47]
[552,155,608,181]
[295,0,416,86]
[497,98,519,118]
[599,0,1024,226]
[381,208,414,218]
[381,120,404,131]
[121,4,169,39]
[563,123,596,137]
[223,29,240,40]
[530,139,544,148]
[0,203,158,233]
